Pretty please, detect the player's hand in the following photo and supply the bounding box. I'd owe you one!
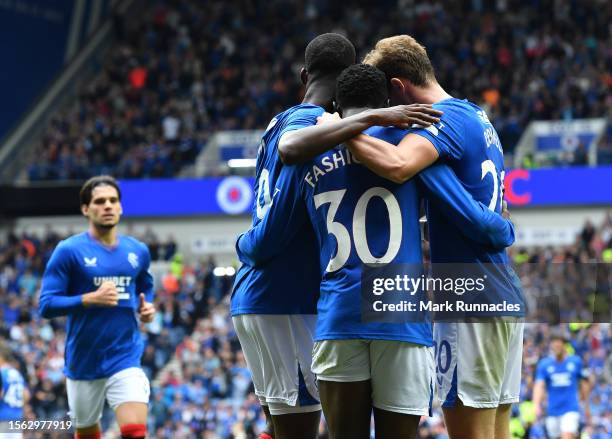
[502,200,511,220]
[138,293,155,323]
[584,405,591,427]
[534,404,543,420]
[369,104,442,129]
[82,281,119,307]
[317,112,341,125]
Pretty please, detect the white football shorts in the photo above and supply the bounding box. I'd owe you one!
[232,314,320,415]
[546,411,580,438]
[311,339,435,416]
[434,318,524,408]
[66,367,150,427]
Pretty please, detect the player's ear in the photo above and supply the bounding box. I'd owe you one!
[300,67,308,85]
[390,77,405,95]
[80,204,88,217]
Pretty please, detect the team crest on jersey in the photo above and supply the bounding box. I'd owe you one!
[128,252,139,269]
[84,257,97,267]
[547,365,555,374]
[567,362,575,372]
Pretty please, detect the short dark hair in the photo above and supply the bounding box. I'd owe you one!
[305,33,356,77]
[550,333,567,343]
[80,175,121,206]
[336,64,388,110]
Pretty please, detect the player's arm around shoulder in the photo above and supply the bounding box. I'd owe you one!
[347,131,439,183]
[278,104,441,165]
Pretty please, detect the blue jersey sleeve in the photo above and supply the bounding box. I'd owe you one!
[418,164,515,248]
[535,359,548,383]
[278,108,323,140]
[137,244,154,303]
[39,242,83,318]
[409,105,464,160]
[237,165,308,266]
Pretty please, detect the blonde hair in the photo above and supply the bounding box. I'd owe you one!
[363,35,435,86]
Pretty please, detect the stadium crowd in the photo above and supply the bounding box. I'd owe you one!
[0,213,610,438]
[25,0,611,181]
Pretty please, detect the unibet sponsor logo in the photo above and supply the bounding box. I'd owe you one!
[93,276,133,300]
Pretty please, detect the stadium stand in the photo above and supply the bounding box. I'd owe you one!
[1,214,610,438]
[1,1,610,438]
[23,0,611,181]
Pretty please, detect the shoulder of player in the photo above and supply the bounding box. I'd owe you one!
[538,356,553,367]
[432,99,473,121]
[53,232,88,254]
[568,354,582,364]
[367,126,408,145]
[268,104,322,128]
[119,235,150,254]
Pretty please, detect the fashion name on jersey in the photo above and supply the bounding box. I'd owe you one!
[304,147,359,188]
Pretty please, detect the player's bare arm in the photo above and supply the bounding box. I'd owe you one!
[580,376,592,426]
[346,133,439,183]
[138,293,155,323]
[277,104,442,164]
[81,280,119,307]
[533,379,546,418]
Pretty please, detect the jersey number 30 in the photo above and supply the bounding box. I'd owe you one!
[314,187,402,272]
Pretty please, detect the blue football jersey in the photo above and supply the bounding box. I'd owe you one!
[0,367,25,421]
[237,120,514,342]
[39,232,154,380]
[411,98,525,316]
[536,355,587,416]
[231,104,323,315]
[300,126,431,343]
[300,125,514,341]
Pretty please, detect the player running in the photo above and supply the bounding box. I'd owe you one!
[239,64,515,439]
[39,176,155,439]
[232,34,442,439]
[0,344,28,438]
[533,333,591,439]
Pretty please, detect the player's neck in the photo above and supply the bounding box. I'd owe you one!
[411,82,452,105]
[302,76,336,112]
[89,225,118,246]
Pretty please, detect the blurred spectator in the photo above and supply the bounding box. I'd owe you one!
[1,216,611,438]
[24,0,611,181]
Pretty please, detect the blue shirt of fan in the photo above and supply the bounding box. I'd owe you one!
[410,98,525,316]
[39,232,154,380]
[0,366,25,421]
[536,355,587,416]
[231,104,323,315]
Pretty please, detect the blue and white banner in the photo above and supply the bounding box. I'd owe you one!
[118,166,612,217]
[120,177,254,217]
